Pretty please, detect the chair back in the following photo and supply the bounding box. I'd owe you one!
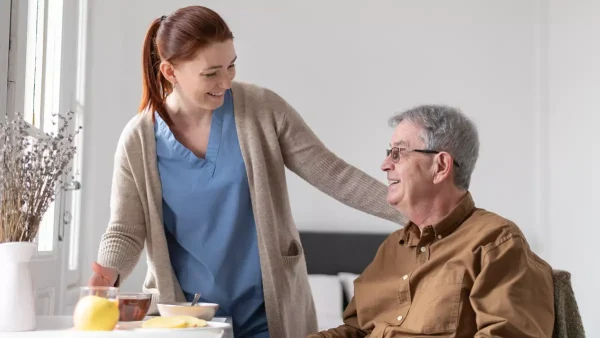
[552,270,585,338]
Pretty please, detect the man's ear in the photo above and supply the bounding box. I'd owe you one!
[159,61,177,85]
[432,152,453,184]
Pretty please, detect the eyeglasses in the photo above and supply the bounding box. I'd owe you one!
[386,147,460,167]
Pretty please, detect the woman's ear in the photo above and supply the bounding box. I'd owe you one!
[159,61,177,85]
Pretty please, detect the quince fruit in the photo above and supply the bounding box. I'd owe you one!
[141,316,187,329]
[73,295,119,331]
[172,315,208,327]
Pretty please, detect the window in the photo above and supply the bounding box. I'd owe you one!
[4,0,85,314]
[22,0,63,131]
[17,0,65,252]
[0,1,10,117]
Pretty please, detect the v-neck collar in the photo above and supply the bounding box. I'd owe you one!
[154,90,231,167]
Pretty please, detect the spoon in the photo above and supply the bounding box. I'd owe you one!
[190,293,201,306]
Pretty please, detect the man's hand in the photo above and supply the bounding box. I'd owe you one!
[88,261,118,287]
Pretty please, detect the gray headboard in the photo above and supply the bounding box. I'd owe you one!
[299,231,389,275]
[299,231,389,307]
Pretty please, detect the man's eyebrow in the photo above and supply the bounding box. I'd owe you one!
[391,140,409,147]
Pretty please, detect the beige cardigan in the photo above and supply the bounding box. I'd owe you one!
[97,81,406,338]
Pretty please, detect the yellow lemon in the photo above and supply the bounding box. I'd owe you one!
[73,295,119,331]
[141,316,187,329]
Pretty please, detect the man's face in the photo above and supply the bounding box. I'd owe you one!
[381,121,437,213]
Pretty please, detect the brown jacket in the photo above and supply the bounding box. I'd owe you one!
[310,193,555,338]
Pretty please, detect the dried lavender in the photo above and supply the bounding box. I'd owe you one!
[0,111,81,243]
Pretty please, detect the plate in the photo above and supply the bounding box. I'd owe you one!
[128,321,229,332]
[116,321,145,330]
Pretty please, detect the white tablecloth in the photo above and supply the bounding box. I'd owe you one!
[0,316,233,338]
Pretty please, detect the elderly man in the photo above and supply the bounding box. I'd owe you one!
[309,105,555,337]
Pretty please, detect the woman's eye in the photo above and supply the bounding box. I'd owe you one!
[203,65,234,78]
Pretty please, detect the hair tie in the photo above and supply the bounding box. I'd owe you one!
[160,15,167,21]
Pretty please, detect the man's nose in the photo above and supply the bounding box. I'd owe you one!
[381,157,393,172]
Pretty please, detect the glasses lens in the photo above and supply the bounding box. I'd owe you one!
[392,148,400,161]
[387,148,401,162]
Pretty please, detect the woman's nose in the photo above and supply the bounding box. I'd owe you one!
[220,72,232,89]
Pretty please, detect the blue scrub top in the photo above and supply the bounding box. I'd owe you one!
[154,89,269,338]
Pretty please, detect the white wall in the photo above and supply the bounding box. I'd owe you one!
[78,0,598,335]
[546,1,600,336]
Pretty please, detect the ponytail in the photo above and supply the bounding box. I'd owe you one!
[138,18,173,125]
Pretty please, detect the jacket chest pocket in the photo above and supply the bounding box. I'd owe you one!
[405,269,465,334]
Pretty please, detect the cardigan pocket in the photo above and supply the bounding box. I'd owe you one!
[281,239,306,295]
[281,239,304,266]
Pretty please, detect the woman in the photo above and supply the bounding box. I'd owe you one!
[89,5,405,338]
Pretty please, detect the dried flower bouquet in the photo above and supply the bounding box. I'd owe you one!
[0,111,81,243]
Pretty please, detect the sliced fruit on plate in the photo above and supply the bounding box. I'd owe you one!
[141,317,187,329]
[169,315,208,328]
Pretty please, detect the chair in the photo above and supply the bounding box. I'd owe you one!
[552,270,585,338]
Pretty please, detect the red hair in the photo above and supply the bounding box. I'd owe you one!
[138,6,234,125]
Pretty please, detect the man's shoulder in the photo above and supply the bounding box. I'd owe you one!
[466,208,526,239]
[378,227,409,249]
[465,209,550,266]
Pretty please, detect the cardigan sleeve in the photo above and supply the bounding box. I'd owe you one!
[277,98,407,225]
[97,134,147,281]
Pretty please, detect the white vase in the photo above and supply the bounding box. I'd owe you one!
[0,241,37,332]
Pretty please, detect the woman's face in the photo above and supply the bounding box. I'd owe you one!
[162,39,237,111]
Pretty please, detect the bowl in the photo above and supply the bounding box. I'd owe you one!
[118,293,153,322]
[156,302,219,321]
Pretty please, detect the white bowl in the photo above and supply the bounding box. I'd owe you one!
[156,302,219,321]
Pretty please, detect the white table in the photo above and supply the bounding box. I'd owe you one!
[0,316,234,338]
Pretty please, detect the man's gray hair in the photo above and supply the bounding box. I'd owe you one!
[388,105,479,190]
